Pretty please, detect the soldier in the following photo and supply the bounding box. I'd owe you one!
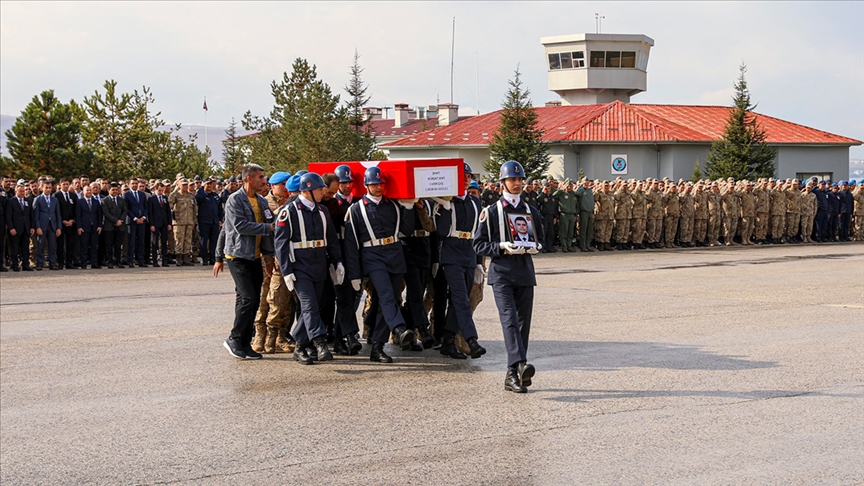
[473,160,543,394]
[814,180,831,242]
[433,161,487,360]
[575,178,596,252]
[612,180,632,250]
[343,167,416,363]
[799,184,817,243]
[785,179,802,243]
[168,179,197,265]
[161,179,177,264]
[769,180,787,244]
[553,179,578,252]
[739,181,757,245]
[721,182,740,246]
[196,177,223,265]
[400,197,437,350]
[753,179,771,244]
[537,183,558,253]
[629,180,647,250]
[274,173,343,365]
[662,183,680,248]
[853,182,864,241]
[481,181,500,208]
[522,178,539,210]
[594,181,614,251]
[838,180,854,241]
[678,183,695,247]
[692,182,709,246]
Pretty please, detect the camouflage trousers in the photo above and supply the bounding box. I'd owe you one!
[679,216,694,243]
[254,256,295,345]
[754,212,769,240]
[694,219,707,243]
[739,215,755,244]
[594,219,613,243]
[769,214,785,239]
[630,218,646,244]
[722,217,738,244]
[663,216,679,247]
[613,218,630,244]
[855,216,864,241]
[785,213,800,239]
[800,214,815,242]
[646,218,663,244]
[191,225,199,259]
[166,226,176,254]
[173,224,194,255]
[707,214,722,244]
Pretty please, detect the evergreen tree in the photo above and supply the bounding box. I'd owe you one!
[484,66,550,179]
[691,160,703,182]
[704,64,777,180]
[221,117,246,177]
[343,50,376,161]
[5,90,90,179]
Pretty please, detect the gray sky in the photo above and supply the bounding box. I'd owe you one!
[2,1,862,157]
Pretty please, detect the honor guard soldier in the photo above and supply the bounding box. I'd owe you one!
[432,162,487,359]
[474,160,543,393]
[327,165,364,355]
[343,166,416,363]
[274,173,344,365]
[401,197,437,349]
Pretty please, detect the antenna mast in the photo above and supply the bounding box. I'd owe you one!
[450,17,455,104]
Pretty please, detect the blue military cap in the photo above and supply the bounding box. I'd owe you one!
[286,174,301,192]
[839,180,847,185]
[468,181,480,190]
[268,171,291,185]
[228,176,236,182]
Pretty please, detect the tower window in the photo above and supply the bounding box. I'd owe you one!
[548,50,586,70]
[589,51,638,69]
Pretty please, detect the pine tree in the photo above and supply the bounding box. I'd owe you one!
[5,90,90,179]
[485,66,550,179]
[691,160,703,182]
[221,117,245,177]
[344,50,376,161]
[704,64,777,180]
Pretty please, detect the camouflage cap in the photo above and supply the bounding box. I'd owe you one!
[179,178,190,185]
[792,178,800,184]
[176,172,185,180]
[162,179,171,185]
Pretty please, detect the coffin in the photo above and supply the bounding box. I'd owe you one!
[308,159,465,199]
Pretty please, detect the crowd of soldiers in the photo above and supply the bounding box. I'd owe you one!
[480,176,864,252]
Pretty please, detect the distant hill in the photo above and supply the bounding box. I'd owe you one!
[0,114,251,165]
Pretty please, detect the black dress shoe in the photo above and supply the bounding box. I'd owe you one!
[35,267,42,271]
[312,337,333,361]
[393,325,415,351]
[0,266,7,272]
[440,336,467,359]
[410,342,424,352]
[12,267,20,272]
[416,325,435,349]
[466,337,486,359]
[370,342,393,363]
[306,344,318,361]
[332,337,349,356]
[432,336,444,350]
[346,334,362,355]
[517,362,535,387]
[293,346,314,365]
[22,266,33,271]
[504,369,527,393]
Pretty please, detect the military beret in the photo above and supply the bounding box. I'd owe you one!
[468,181,480,190]
[526,178,533,183]
[286,175,301,192]
[268,171,291,185]
[563,178,572,185]
[228,176,236,182]
[839,180,847,185]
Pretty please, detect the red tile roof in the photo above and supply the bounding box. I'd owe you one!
[381,100,861,147]
[368,116,473,138]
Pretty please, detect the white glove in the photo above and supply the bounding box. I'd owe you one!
[432,263,439,277]
[473,264,486,285]
[351,279,361,291]
[431,197,452,211]
[334,262,345,286]
[398,198,417,209]
[499,242,526,255]
[329,264,338,283]
[283,273,296,292]
[526,243,541,255]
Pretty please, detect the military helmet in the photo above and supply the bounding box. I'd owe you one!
[498,160,525,181]
[299,172,326,191]
[335,165,354,183]
[463,162,474,176]
[364,167,385,185]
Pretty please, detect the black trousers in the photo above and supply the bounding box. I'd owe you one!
[98,230,108,266]
[367,270,406,344]
[492,283,534,368]
[319,277,337,338]
[227,258,264,346]
[334,280,361,338]
[198,223,219,264]
[58,225,78,267]
[839,214,851,240]
[827,214,839,240]
[79,230,99,267]
[105,230,124,265]
[127,222,146,264]
[442,264,478,340]
[543,214,556,250]
[8,232,30,269]
[403,263,430,333]
[150,226,168,264]
[291,277,327,346]
[36,226,58,267]
[815,210,829,240]
[431,267,449,339]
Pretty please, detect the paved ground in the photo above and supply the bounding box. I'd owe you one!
[1,243,863,485]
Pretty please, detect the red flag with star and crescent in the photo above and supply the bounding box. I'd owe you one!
[203,99,208,111]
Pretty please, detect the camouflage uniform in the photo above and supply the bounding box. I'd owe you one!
[853,187,864,241]
[612,185,632,247]
[707,187,722,246]
[753,184,770,242]
[693,186,709,244]
[739,188,756,245]
[721,187,740,245]
[769,186,787,242]
[593,187,615,249]
[645,185,664,246]
[168,186,197,264]
[554,188,578,251]
[785,186,801,241]
[662,189,680,248]
[799,189,817,243]
[629,187,647,247]
[678,189,695,245]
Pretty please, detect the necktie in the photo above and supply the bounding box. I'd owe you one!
[65,192,69,203]
[87,198,92,210]
[19,198,24,209]
[46,195,50,209]
[134,191,139,203]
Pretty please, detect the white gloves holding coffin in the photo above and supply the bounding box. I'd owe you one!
[329,263,345,285]
[499,242,525,255]
[431,197,452,211]
[474,264,486,285]
[284,273,296,292]
[351,279,361,291]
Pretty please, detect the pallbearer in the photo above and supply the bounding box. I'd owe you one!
[274,172,344,365]
[474,160,543,393]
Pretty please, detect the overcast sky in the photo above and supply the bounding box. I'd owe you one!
[2,1,862,157]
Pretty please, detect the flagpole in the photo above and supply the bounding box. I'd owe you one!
[204,96,208,154]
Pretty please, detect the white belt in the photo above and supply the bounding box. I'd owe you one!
[292,240,325,249]
[448,231,473,240]
[412,230,429,237]
[363,236,397,247]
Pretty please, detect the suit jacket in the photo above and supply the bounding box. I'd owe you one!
[33,194,62,231]
[54,190,78,223]
[76,196,103,232]
[124,190,148,222]
[147,193,172,228]
[101,195,128,232]
[5,196,32,234]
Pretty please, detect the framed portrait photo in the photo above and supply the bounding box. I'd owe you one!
[507,213,538,248]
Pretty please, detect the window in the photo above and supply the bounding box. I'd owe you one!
[588,51,639,68]
[797,172,832,182]
[621,51,636,68]
[590,51,605,67]
[605,51,621,68]
[548,50,586,70]
[548,53,561,70]
[560,52,572,69]
[572,51,585,68]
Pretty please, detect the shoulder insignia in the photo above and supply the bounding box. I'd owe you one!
[276,207,290,227]
[479,207,488,223]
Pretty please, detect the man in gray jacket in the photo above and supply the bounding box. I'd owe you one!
[213,164,275,360]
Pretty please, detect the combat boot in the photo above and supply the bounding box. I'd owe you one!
[293,346,313,365]
[504,368,527,393]
[466,337,487,359]
[264,327,279,354]
[251,324,267,353]
[346,334,362,355]
[176,254,184,267]
[331,336,349,356]
[312,337,333,361]
[440,333,467,359]
[393,325,415,351]
[182,254,195,266]
[275,333,295,353]
[517,361,535,387]
[416,325,435,349]
[370,342,393,363]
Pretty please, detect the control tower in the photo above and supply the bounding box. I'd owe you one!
[541,33,654,105]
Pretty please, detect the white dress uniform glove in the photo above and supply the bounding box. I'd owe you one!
[283,273,296,292]
[474,264,486,285]
[351,279,361,291]
[432,263,439,277]
[398,198,417,209]
[334,262,345,286]
[526,243,541,255]
[499,241,526,255]
[431,197,452,211]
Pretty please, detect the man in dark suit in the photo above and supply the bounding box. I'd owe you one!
[196,177,223,265]
[54,178,80,269]
[76,183,103,269]
[124,178,148,267]
[33,179,63,270]
[147,182,172,267]
[0,181,7,272]
[5,184,35,271]
[101,182,128,268]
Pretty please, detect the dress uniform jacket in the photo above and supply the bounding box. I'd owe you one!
[274,198,341,282]
[473,198,544,287]
[435,194,483,269]
[343,195,415,281]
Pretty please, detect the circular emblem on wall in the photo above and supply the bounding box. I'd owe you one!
[612,157,627,172]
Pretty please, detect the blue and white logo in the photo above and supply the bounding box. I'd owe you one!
[611,154,628,174]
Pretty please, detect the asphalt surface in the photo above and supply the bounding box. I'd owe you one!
[1,243,863,485]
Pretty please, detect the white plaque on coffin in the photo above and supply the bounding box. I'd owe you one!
[413,166,459,198]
